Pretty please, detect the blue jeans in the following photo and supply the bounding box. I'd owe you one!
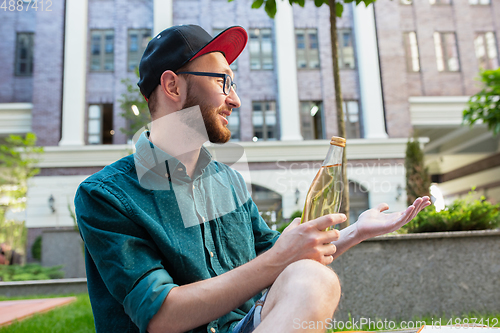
[231,290,269,333]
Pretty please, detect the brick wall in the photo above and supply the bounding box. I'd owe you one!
[30,0,65,146]
[0,8,36,103]
[374,0,500,137]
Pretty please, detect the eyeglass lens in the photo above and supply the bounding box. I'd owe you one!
[224,75,236,95]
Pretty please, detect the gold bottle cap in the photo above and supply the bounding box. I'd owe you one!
[330,136,346,147]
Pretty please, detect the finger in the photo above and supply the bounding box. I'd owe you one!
[408,198,423,220]
[321,228,340,243]
[398,205,415,224]
[311,214,346,231]
[376,203,389,212]
[320,243,337,257]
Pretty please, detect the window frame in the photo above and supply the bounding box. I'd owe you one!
[127,28,151,72]
[252,101,277,141]
[433,32,461,72]
[87,103,114,145]
[429,0,452,5]
[343,100,362,139]
[299,101,324,140]
[337,29,356,70]
[90,29,115,72]
[403,31,421,72]
[295,28,320,70]
[249,28,274,71]
[227,107,241,141]
[468,0,490,5]
[15,32,35,76]
[474,31,499,70]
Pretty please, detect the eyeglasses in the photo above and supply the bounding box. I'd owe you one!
[176,71,237,96]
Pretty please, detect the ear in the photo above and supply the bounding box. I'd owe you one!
[159,70,184,103]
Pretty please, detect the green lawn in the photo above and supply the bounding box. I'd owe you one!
[1,293,498,333]
[0,293,94,333]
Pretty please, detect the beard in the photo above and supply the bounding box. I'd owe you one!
[182,86,232,144]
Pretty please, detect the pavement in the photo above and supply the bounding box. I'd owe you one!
[0,297,76,327]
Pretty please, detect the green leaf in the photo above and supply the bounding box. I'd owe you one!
[264,0,277,18]
[335,2,344,16]
[251,0,265,8]
[314,0,326,6]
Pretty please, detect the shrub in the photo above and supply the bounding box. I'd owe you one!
[401,194,500,233]
[31,235,42,261]
[276,210,303,233]
[0,263,64,282]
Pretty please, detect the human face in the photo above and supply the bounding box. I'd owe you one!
[180,53,241,144]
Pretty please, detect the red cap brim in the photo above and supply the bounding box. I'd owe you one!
[190,26,248,65]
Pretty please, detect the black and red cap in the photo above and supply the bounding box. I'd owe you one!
[138,25,248,101]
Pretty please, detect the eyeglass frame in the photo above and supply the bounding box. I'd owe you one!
[176,71,237,96]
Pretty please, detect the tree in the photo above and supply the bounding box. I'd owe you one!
[118,69,151,140]
[228,0,375,228]
[405,137,430,207]
[463,68,500,136]
[0,133,43,261]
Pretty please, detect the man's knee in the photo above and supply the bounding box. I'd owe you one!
[277,259,341,300]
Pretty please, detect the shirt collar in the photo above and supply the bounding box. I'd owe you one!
[134,131,213,185]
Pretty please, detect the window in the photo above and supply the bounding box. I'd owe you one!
[252,101,277,141]
[343,100,361,139]
[469,0,490,4]
[400,0,413,4]
[403,32,421,72]
[90,30,114,72]
[429,0,451,4]
[15,33,34,76]
[337,29,355,69]
[296,29,320,69]
[213,28,238,71]
[474,32,499,70]
[88,104,114,144]
[249,28,273,70]
[128,29,151,72]
[300,101,324,140]
[433,32,460,72]
[228,108,240,141]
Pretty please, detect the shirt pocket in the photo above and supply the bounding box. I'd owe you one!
[218,209,256,269]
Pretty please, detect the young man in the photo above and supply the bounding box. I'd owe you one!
[75,25,430,333]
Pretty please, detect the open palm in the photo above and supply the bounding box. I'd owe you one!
[355,196,431,241]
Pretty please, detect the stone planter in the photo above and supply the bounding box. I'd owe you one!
[0,278,87,297]
[330,229,500,321]
[42,228,86,279]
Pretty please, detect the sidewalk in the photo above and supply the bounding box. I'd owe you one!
[0,297,76,327]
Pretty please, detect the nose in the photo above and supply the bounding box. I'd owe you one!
[226,88,241,109]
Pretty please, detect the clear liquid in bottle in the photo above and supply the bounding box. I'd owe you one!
[300,137,345,228]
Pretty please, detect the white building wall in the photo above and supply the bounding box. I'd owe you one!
[26,176,88,228]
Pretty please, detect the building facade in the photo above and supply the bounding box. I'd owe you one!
[1,0,498,261]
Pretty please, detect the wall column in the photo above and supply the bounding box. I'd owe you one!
[154,0,173,35]
[352,3,388,139]
[274,0,303,141]
[58,0,88,146]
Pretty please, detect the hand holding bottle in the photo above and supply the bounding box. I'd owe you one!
[270,213,346,266]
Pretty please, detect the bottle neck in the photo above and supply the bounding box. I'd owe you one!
[322,145,344,167]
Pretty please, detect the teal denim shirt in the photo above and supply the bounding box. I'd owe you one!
[75,132,280,333]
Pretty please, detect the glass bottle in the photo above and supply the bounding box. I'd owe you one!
[301,136,345,227]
